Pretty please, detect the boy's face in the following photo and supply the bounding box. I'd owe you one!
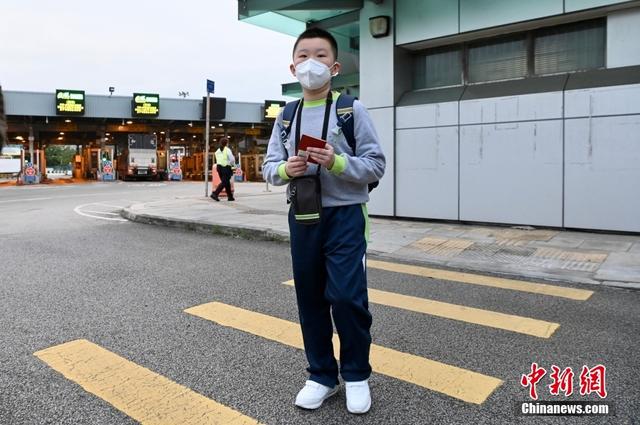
[290,37,340,77]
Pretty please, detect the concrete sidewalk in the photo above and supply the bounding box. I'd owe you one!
[121,182,640,289]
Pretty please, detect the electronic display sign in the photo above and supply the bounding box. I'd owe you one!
[56,89,85,115]
[132,93,160,117]
[201,97,227,120]
[264,100,286,121]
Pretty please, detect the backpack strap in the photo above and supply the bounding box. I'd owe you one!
[279,100,300,142]
[335,94,357,155]
[336,93,379,193]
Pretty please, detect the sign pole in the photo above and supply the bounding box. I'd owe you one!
[204,92,210,197]
[165,130,170,179]
[204,79,214,197]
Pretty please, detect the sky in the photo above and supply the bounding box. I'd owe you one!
[0,1,297,103]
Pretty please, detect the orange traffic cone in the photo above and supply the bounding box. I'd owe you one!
[211,165,234,198]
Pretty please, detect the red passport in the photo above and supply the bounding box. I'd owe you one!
[297,134,327,164]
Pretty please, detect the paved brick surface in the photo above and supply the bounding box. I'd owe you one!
[121,182,640,289]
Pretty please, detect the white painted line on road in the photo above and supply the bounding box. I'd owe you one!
[126,183,167,188]
[1,191,139,204]
[0,197,55,203]
[74,203,128,222]
[81,210,120,216]
[94,202,131,208]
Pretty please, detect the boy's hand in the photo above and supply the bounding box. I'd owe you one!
[285,156,308,177]
[307,144,335,169]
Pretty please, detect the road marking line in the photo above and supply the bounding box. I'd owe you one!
[74,203,128,222]
[94,203,129,208]
[34,339,261,425]
[0,197,55,203]
[1,191,139,204]
[367,260,593,301]
[282,280,559,338]
[185,302,502,405]
[80,210,120,215]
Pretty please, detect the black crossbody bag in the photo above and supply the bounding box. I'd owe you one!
[286,91,333,225]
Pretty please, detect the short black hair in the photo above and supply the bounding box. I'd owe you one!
[292,27,338,60]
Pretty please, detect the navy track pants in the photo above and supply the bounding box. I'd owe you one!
[289,203,372,387]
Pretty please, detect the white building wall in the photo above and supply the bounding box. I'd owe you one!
[459,120,564,226]
[566,0,635,12]
[565,83,640,117]
[396,0,459,45]
[395,102,459,219]
[360,0,395,216]
[459,92,565,226]
[367,108,395,216]
[396,126,459,219]
[565,116,640,232]
[396,102,458,128]
[359,1,394,108]
[459,0,563,33]
[564,84,640,232]
[395,0,634,46]
[607,8,640,68]
[460,92,564,124]
[355,0,640,230]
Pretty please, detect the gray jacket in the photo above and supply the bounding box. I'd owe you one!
[263,93,386,208]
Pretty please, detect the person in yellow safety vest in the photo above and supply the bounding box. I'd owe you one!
[210,138,236,201]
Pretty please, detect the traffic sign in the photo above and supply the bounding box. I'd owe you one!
[206,80,215,94]
[25,166,35,176]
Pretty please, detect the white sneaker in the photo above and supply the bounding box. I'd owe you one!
[294,380,338,410]
[345,379,371,414]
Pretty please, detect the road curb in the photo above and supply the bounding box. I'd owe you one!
[121,208,638,291]
[120,208,290,243]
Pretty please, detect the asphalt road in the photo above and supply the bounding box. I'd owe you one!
[1,181,639,424]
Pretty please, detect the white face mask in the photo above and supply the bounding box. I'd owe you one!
[295,58,336,90]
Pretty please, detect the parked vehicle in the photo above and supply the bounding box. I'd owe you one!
[117,134,158,180]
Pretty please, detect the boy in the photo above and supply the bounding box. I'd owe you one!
[263,28,385,414]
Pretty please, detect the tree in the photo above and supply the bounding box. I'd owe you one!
[45,146,75,168]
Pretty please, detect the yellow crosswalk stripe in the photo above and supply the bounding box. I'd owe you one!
[185,302,503,405]
[282,280,559,338]
[34,339,261,425]
[367,260,593,301]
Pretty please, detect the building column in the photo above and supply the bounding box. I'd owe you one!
[360,0,395,216]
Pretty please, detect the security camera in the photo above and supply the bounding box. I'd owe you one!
[109,87,115,96]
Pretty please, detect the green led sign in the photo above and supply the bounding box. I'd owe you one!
[132,93,160,117]
[264,100,286,121]
[56,89,85,115]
